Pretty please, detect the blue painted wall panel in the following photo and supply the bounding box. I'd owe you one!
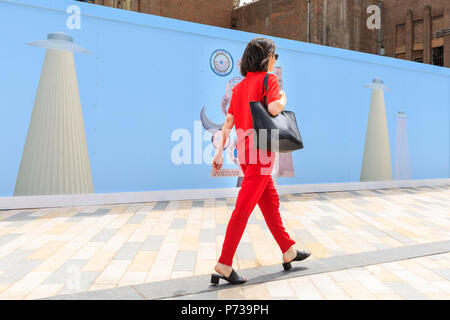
[0,0,449,196]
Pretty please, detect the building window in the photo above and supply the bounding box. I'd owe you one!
[413,50,423,63]
[432,46,444,66]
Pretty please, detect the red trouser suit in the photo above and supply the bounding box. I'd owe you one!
[218,152,296,266]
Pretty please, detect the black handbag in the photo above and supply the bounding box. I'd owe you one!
[249,73,303,153]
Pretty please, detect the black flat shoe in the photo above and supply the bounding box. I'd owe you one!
[282,249,311,271]
[211,269,247,285]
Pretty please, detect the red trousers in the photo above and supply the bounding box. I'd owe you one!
[218,153,296,266]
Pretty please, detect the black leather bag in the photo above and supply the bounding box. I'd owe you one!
[249,73,303,153]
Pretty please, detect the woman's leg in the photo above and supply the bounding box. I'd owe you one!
[217,162,273,266]
[257,176,296,254]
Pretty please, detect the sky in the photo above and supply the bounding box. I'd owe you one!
[239,0,256,6]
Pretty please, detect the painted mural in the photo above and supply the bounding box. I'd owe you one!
[0,0,449,199]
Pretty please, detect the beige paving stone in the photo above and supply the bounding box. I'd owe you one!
[61,234,93,251]
[94,260,131,285]
[310,273,350,299]
[116,224,139,236]
[194,259,216,276]
[375,294,403,300]
[0,187,448,300]
[118,272,147,286]
[265,279,295,298]
[157,242,180,259]
[0,285,10,296]
[25,284,64,300]
[338,242,363,254]
[197,242,216,260]
[430,281,450,294]
[128,223,156,242]
[147,257,176,282]
[46,223,76,235]
[106,217,131,230]
[353,240,378,252]
[26,241,67,260]
[19,234,54,250]
[127,251,157,272]
[217,286,246,300]
[71,242,104,260]
[178,233,199,251]
[0,272,52,299]
[305,242,329,258]
[366,265,401,282]
[425,293,450,300]
[201,218,216,230]
[34,249,77,272]
[88,283,116,291]
[170,271,194,279]
[389,269,443,294]
[288,276,324,300]
[240,230,251,243]
[382,261,406,271]
[285,218,306,230]
[348,269,393,295]
[337,280,377,299]
[242,283,271,300]
[102,235,129,251]
[149,222,171,235]
[434,258,450,268]
[237,259,260,269]
[164,229,184,244]
[397,260,447,281]
[329,270,354,282]
[82,250,117,272]
[252,243,279,266]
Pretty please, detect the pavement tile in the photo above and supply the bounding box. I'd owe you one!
[141,235,165,251]
[128,251,157,272]
[0,259,44,284]
[173,250,197,272]
[0,185,449,300]
[383,281,428,300]
[114,242,142,260]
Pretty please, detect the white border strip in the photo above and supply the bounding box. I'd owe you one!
[0,178,449,210]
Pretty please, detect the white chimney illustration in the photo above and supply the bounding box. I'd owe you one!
[394,111,411,180]
[14,32,94,196]
[360,78,393,182]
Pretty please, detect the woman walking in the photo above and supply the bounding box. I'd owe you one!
[211,37,311,285]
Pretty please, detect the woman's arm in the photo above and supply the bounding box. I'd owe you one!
[268,90,286,116]
[212,113,234,172]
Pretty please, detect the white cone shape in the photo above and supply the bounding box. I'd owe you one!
[360,80,393,182]
[394,112,411,180]
[14,48,94,196]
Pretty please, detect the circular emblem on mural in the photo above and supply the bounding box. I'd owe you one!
[210,49,233,77]
[226,76,244,98]
[227,138,239,165]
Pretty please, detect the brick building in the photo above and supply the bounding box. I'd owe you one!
[89,0,238,29]
[383,0,449,66]
[86,0,449,68]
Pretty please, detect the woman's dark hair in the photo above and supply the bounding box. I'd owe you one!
[240,37,276,77]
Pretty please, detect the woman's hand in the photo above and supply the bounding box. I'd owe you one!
[212,151,223,174]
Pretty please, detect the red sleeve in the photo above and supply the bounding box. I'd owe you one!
[227,96,234,115]
[266,73,280,105]
[227,85,238,115]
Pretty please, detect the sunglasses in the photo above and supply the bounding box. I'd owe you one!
[274,53,279,60]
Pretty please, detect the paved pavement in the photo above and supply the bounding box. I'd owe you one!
[0,185,449,300]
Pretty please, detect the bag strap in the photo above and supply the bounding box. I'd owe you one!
[261,73,269,105]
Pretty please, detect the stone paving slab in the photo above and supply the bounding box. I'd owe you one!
[0,185,448,300]
[45,240,450,300]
